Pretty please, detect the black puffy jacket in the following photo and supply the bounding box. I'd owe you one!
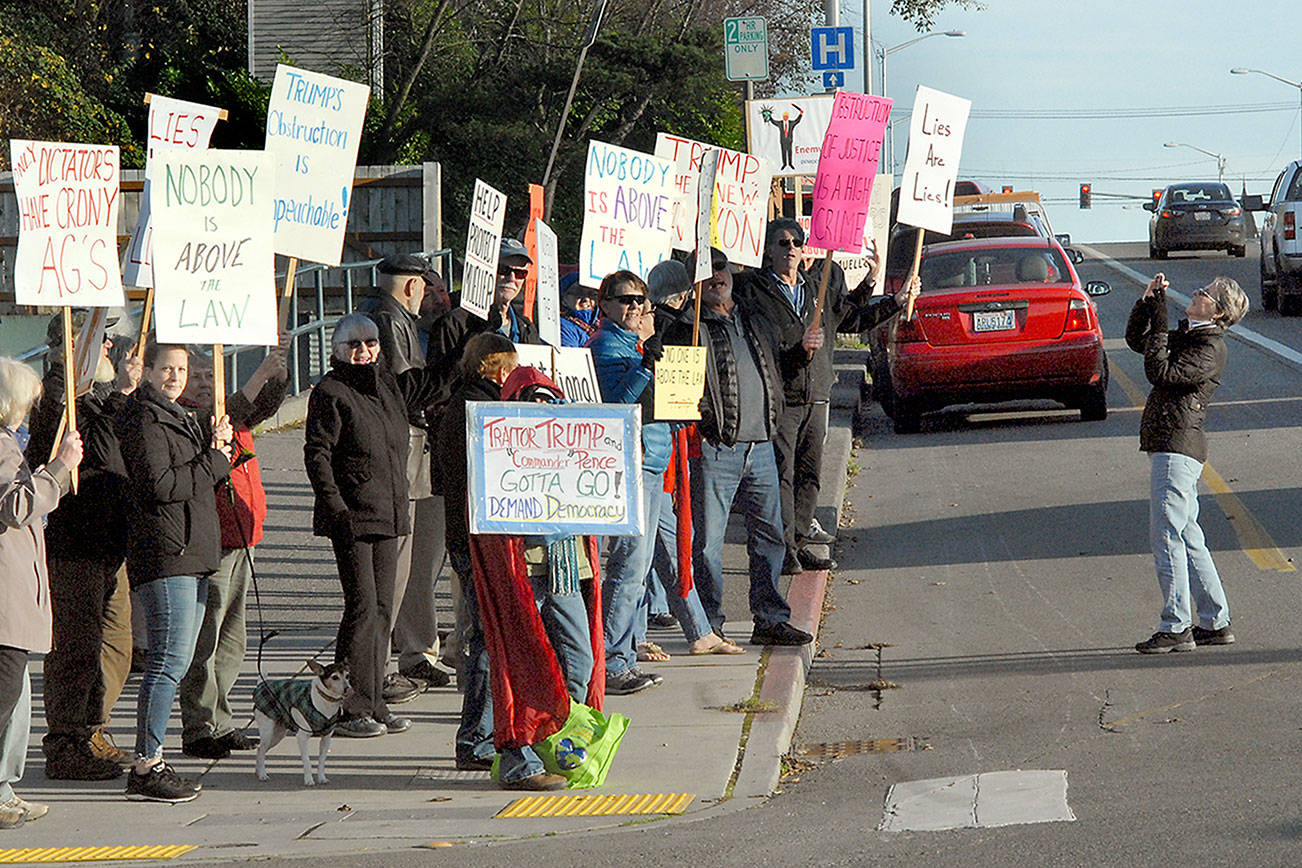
[1125,296,1227,462]
[115,383,231,586]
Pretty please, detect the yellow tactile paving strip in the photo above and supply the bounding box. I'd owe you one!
[0,845,197,863]
[496,792,694,818]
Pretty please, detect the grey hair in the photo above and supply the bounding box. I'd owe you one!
[1206,277,1248,327]
[647,259,692,306]
[332,313,380,360]
[0,357,43,429]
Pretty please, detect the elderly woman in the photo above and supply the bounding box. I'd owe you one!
[116,344,233,804]
[304,313,441,738]
[588,271,742,698]
[0,357,82,828]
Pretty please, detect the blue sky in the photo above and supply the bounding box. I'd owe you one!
[791,0,1302,242]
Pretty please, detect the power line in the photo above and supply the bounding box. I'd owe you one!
[970,101,1295,120]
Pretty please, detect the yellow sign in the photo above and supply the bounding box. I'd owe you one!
[654,345,707,420]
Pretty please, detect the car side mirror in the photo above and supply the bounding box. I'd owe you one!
[1066,248,1084,264]
[1241,194,1265,211]
[1085,280,1110,297]
[1141,201,1156,212]
[1054,233,1072,246]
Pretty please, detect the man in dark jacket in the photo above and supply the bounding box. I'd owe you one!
[665,248,810,647]
[735,218,908,574]
[1126,273,1248,654]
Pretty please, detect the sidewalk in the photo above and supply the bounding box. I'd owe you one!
[3,352,861,863]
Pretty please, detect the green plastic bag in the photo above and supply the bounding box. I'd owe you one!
[492,700,630,789]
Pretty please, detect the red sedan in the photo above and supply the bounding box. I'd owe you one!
[878,237,1111,434]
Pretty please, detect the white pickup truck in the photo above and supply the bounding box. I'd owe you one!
[1257,160,1302,314]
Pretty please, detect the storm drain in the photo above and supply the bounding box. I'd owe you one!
[496,793,694,818]
[0,845,197,863]
[796,737,929,760]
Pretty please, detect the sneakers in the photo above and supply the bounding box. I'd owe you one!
[455,756,494,771]
[217,729,260,751]
[648,612,678,630]
[4,796,47,822]
[635,668,664,686]
[382,673,424,704]
[181,736,231,760]
[796,548,837,572]
[803,519,837,545]
[333,716,387,738]
[125,763,201,803]
[750,622,814,646]
[502,772,567,791]
[89,729,134,765]
[399,659,452,689]
[43,734,124,780]
[1192,624,1236,646]
[605,669,659,695]
[1135,629,1196,654]
[378,715,412,734]
[0,802,22,830]
[781,552,803,575]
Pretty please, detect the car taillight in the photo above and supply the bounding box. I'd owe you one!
[894,314,927,343]
[1064,298,1091,332]
[1160,209,1176,219]
[1286,210,1296,241]
[1223,207,1241,217]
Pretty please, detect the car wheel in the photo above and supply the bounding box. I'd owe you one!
[1230,245,1246,258]
[1262,283,1278,311]
[1280,292,1301,316]
[1079,382,1108,422]
[1153,245,1167,260]
[891,398,921,434]
[872,354,894,416]
[1149,242,1158,259]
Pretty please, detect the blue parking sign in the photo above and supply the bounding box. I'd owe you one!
[811,26,854,71]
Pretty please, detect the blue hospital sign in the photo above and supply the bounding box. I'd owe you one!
[811,26,854,71]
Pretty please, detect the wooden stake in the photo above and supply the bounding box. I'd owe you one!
[810,249,834,333]
[135,288,154,360]
[277,258,299,334]
[60,308,78,492]
[905,228,925,321]
[691,280,704,346]
[212,344,225,422]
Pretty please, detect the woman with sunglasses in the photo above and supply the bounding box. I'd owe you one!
[304,314,443,735]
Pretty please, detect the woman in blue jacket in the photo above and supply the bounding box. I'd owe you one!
[588,271,742,696]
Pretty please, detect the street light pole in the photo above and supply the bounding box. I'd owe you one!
[879,29,965,173]
[1230,67,1302,162]
[1164,142,1227,183]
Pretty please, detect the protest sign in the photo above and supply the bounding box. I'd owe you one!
[895,85,972,235]
[264,64,370,266]
[513,344,602,403]
[9,140,124,307]
[798,174,891,292]
[808,92,891,254]
[150,150,277,346]
[694,149,719,283]
[535,220,561,347]
[461,179,507,320]
[653,345,706,420]
[579,140,675,287]
[466,402,644,536]
[746,95,834,177]
[122,95,224,288]
[523,183,544,320]
[654,134,772,268]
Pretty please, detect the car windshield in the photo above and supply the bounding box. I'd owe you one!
[920,247,1071,290]
[1168,184,1232,203]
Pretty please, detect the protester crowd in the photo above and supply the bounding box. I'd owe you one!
[0,218,915,821]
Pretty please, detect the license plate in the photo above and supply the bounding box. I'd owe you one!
[972,310,1016,332]
[1194,211,1211,221]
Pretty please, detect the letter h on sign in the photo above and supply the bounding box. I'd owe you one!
[811,26,854,71]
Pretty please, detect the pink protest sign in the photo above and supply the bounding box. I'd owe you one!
[808,92,892,254]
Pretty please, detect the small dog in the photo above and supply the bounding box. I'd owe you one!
[253,660,350,786]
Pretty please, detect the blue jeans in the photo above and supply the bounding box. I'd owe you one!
[453,551,494,766]
[134,575,208,761]
[691,440,791,632]
[1149,453,1230,633]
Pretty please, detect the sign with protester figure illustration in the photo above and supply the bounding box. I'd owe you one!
[746,95,834,177]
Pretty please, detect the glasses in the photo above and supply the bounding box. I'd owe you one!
[498,265,530,280]
[711,260,729,272]
[776,238,804,249]
[1194,287,1224,311]
[343,338,379,349]
[611,294,648,307]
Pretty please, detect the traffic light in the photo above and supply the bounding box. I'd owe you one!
[1002,185,1013,193]
[1079,183,1092,209]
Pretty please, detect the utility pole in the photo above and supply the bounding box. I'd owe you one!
[862,0,872,93]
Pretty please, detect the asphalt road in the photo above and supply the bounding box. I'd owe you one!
[252,242,1302,867]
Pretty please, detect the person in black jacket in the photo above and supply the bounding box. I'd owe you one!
[664,248,810,647]
[303,314,442,738]
[1126,273,1248,654]
[116,343,233,803]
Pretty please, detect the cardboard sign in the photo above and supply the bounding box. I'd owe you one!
[655,133,772,268]
[264,64,370,265]
[9,140,124,307]
[461,179,507,320]
[151,150,277,345]
[746,95,834,177]
[523,183,544,319]
[809,92,891,254]
[122,95,224,288]
[653,345,706,420]
[466,401,645,536]
[579,140,675,287]
[695,149,719,283]
[797,175,889,293]
[895,85,972,235]
[535,220,561,347]
[513,344,602,403]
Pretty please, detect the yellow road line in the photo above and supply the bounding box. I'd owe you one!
[0,845,197,863]
[1110,364,1294,572]
[496,792,695,818]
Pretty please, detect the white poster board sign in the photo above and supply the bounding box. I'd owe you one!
[695,149,719,282]
[264,64,370,265]
[894,85,972,235]
[461,179,507,320]
[122,95,224,288]
[467,402,644,536]
[513,344,602,403]
[579,140,675,287]
[151,150,277,345]
[535,220,561,347]
[9,140,124,307]
[746,95,834,177]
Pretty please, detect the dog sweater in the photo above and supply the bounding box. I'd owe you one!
[253,679,340,737]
